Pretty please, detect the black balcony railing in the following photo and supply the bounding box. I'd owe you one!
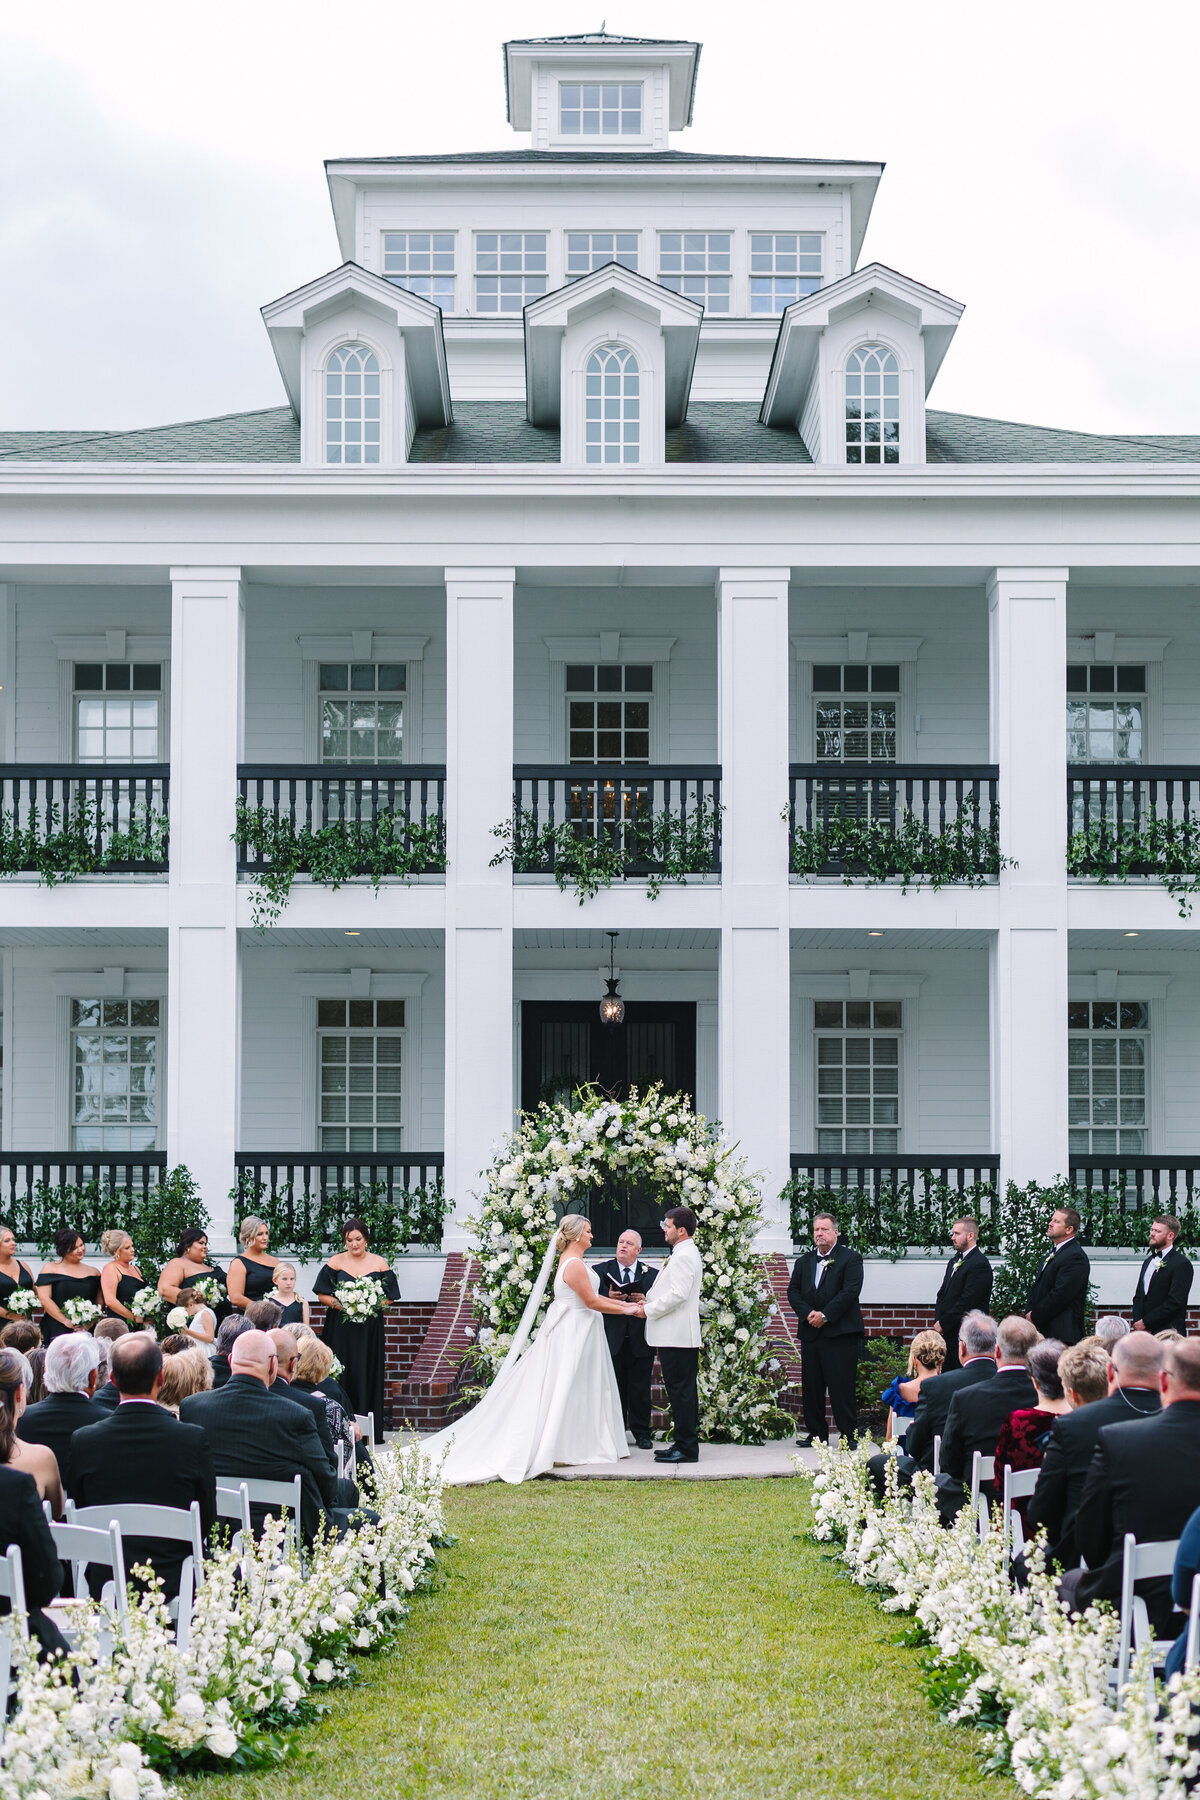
[235,765,446,874]
[789,1153,1000,1196]
[233,1152,447,1257]
[1067,765,1200,871]
[1069,1157,1200,1211]
[0,765,169,874]
[788,764,1000,880]
[509,764,722,880]
[0,1153,167,1244]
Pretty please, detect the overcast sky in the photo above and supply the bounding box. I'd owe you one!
[2,0,1197,436]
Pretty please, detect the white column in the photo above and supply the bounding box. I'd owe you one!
[167,567,244,1250]
[717,567,792,1250]
[442,567,515,1250]
[987,567,1070,1188]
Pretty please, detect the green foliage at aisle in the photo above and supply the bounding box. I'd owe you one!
[0,797,168,884]
[22,1165,208,1282]
[789,808,1006,891]
[1067,811,1200,917]
[490,798,721,902]
[233,798,447,928]
[231,1172,450,1259]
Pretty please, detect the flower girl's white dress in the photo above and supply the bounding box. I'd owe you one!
[422,1262,629,1484]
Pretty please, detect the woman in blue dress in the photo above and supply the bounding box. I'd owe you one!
[881,1328,947,1447]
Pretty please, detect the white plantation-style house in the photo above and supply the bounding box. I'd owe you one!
[2,28,1200,1367]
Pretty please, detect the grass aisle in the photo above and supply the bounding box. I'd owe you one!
[182,1479,1011,1800]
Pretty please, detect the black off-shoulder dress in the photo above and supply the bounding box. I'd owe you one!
[313,1264,400,1441]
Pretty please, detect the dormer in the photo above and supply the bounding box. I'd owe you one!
[760,264,964,466]
[524,264,702,465]
[503,32,700,152]
[262,263,450,465]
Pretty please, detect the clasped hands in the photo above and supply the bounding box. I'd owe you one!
[609,1283,647,1318]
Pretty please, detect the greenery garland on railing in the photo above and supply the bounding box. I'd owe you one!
[230,1172,450,1260]
[16,1165,207,1284]
[490,799,721,903]
[788,808,1007,891]
[1067,811,1200,917]
[0,798,168,885]
[233,798,447,928]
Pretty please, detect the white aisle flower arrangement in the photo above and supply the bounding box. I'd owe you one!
[335,1276,389,1323]
[465,1084,793,1443]
[806,1442,1200,1798]
[0,1442,447,1799]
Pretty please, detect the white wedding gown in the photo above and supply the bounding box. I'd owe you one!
[422,1261,629,1484]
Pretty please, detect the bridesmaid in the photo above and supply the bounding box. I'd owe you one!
[99,1229,150,1323]
[35,1228,102,1342]
[156,1227,228,1311]
[314,1218,399,1442]
[0,1224,37,1324]
[227,1216,280,1312]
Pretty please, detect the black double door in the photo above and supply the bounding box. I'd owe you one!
[520,1002,697,1250]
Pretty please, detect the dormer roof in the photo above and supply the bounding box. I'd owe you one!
[503,32,701,133]
[760,263,964,428]
[523,262,703,428]
[261,262,451,426]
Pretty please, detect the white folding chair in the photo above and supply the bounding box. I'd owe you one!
[215,1482,253,1555]
[336,1438,355,1483]
[0,1544,28,1740]
[1115,1532,1180,1695]
[66,1501,203,1648]
[970,1452,995,1540]
[931,1434,941,1479]
[224,1475,304,1559]
[355,1412,376,1447]
[1185,1571,1200,1674]
[1001,1465,1040,1558]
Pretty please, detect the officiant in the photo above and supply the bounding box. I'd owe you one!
[593,1228,658,1449]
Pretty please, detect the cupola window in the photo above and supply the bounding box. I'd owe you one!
[325,344,381,464]
[585,344,640,464]
[845,344,900,464]
[559,81,642,135]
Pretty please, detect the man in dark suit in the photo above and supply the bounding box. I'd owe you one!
[92,1321,128,1413]
[1027,1334,1162,1570]
[592,1229,659,1449]
[70,1333,217,1599]
[788,1212,864,1447]
[1065,1336,1200,1635]
[937,1315,1039,1519]
[16,1332,101,1497]
[933,1218,994,1371]
[268,1328,362,1508]
[210,1315,252,1391]
[180,1328,339,1543]
[0,1464,67,1659]
[1131,1214,1193,1335]
[868,1310,998,1497]
[1025,1205,1090,1344]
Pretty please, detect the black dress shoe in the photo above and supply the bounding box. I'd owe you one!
[634,1436,654,1450]
[795,1433,824,1448]
[654,1447,698,1463]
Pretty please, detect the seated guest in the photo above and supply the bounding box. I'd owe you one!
[92,1319,129,1412]
[937,1315,1039,1519]
[157,1345,213,1414]
[0,1464,67,1659]
[1156,1328,1185,1344]
[995,1338,1069,1479]
[1093,1315,1131,1348]
[1164,1504,1200,1679]
[71,1334,217,1601]
[180,1328,339,1543]
[0,1320,41,1356]
[0,1347,63,1517]
[268,1329,358,1507]
[292,1332,356,1467]
[210,1315,252,1390]
[160,1333,191,1356]
[868,1312,998,1499]
[881,1330,945,1447]
[1065,1336,1200,1635]
[16,1333,100,1497]
[244,1300,283,1332]
[1025,1338,1136,1570]
[25,1347,46,1405]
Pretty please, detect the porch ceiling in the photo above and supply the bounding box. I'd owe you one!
[237,928,444,950]
[0,927,166,947]
[514,929,720,953]
[790,929,992,952]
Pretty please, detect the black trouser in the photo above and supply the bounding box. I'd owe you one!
[658,1346,700,1458]
[801,1333,860,1440]
[612,1339,654,1438]
[940,1324,962,1372]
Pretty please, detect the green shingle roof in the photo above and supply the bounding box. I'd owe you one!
[0,408,301,463]
[925,411,1200,464]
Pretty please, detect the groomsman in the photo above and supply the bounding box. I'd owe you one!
[1025,1205,1090,1344]
[1131,1214,1193,1335]
[593,1229,658,1449]
[934,1217,994,1370]
[788,1212,864,1447]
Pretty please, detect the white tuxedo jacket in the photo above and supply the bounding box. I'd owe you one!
[642,1239,703,1349]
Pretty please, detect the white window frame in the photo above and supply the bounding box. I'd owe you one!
[53,636,170,763]
[473,232,549,313]
[565,231,641,280]
[749,232,823,314]
[324,343,382,465]
[790,637,923,764]
[845,342,901,465]
[543,635,675,763]
[298,635,427,764]
[317,661,407,766]
[565,660,653,764]
[1066,662,1147,765]
[584,344,641,466]
[811,663,902,765]
[53,978,168,1152]
[812,999,903,1157]
[657,232,732,312]
[1067,998,1150,1159]
[557,79,644,137]
[380,231,456,310]
[316,997,407,1154]
[72,663,165,764]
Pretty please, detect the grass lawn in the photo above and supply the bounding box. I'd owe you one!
[179,1479,1010,1800]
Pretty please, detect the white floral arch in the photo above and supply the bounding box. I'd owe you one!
[463,1085,792,1444]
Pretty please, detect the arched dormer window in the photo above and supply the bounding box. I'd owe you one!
[585,344,640,464]
[845,343,899,465]
[325,344,381,464]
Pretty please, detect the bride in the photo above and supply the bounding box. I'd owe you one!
[422,1213,635,1484]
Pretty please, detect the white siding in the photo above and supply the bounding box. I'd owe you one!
[12,586,171,760]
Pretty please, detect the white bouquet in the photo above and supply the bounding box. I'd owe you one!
[4,1288,38,1318]
[335,1276,389,1322]
[63,1297,102,1329]
[187,1276,223,1307]
[166,1306,190,1331]
[130,1287,165,1324]
[328,1352,345,1379]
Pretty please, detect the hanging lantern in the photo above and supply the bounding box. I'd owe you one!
[599,931,625,1028]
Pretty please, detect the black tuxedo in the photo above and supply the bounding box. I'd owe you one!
[71,1400,217,1599]
[1073,1401,1200,1634]
[92,1378,121,1413]
[181,1374,335,1543]
[788,1243,864,1440]
[592,1258,658,1438]
[16,1391,97,1497]
[1131,1247,1193,1334]
[0,1465,66,1658]
[1027,1386,1161,1568]
[270,1376,358,1506]
[933,1248,994,1369]
[211,1355,231,1390]
[940,1365,1038,1489]
[1025,1237,1090,1343]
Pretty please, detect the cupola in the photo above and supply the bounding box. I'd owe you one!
[503,31,701,152]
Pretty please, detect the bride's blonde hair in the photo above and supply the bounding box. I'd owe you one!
[554,1214,589,1255]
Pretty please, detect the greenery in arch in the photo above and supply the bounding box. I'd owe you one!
[234,798,447,929]
[461,1084,793,1443]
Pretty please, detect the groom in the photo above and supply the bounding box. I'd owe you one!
[593,1229,659,1449]
[631,1206,703,1464]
